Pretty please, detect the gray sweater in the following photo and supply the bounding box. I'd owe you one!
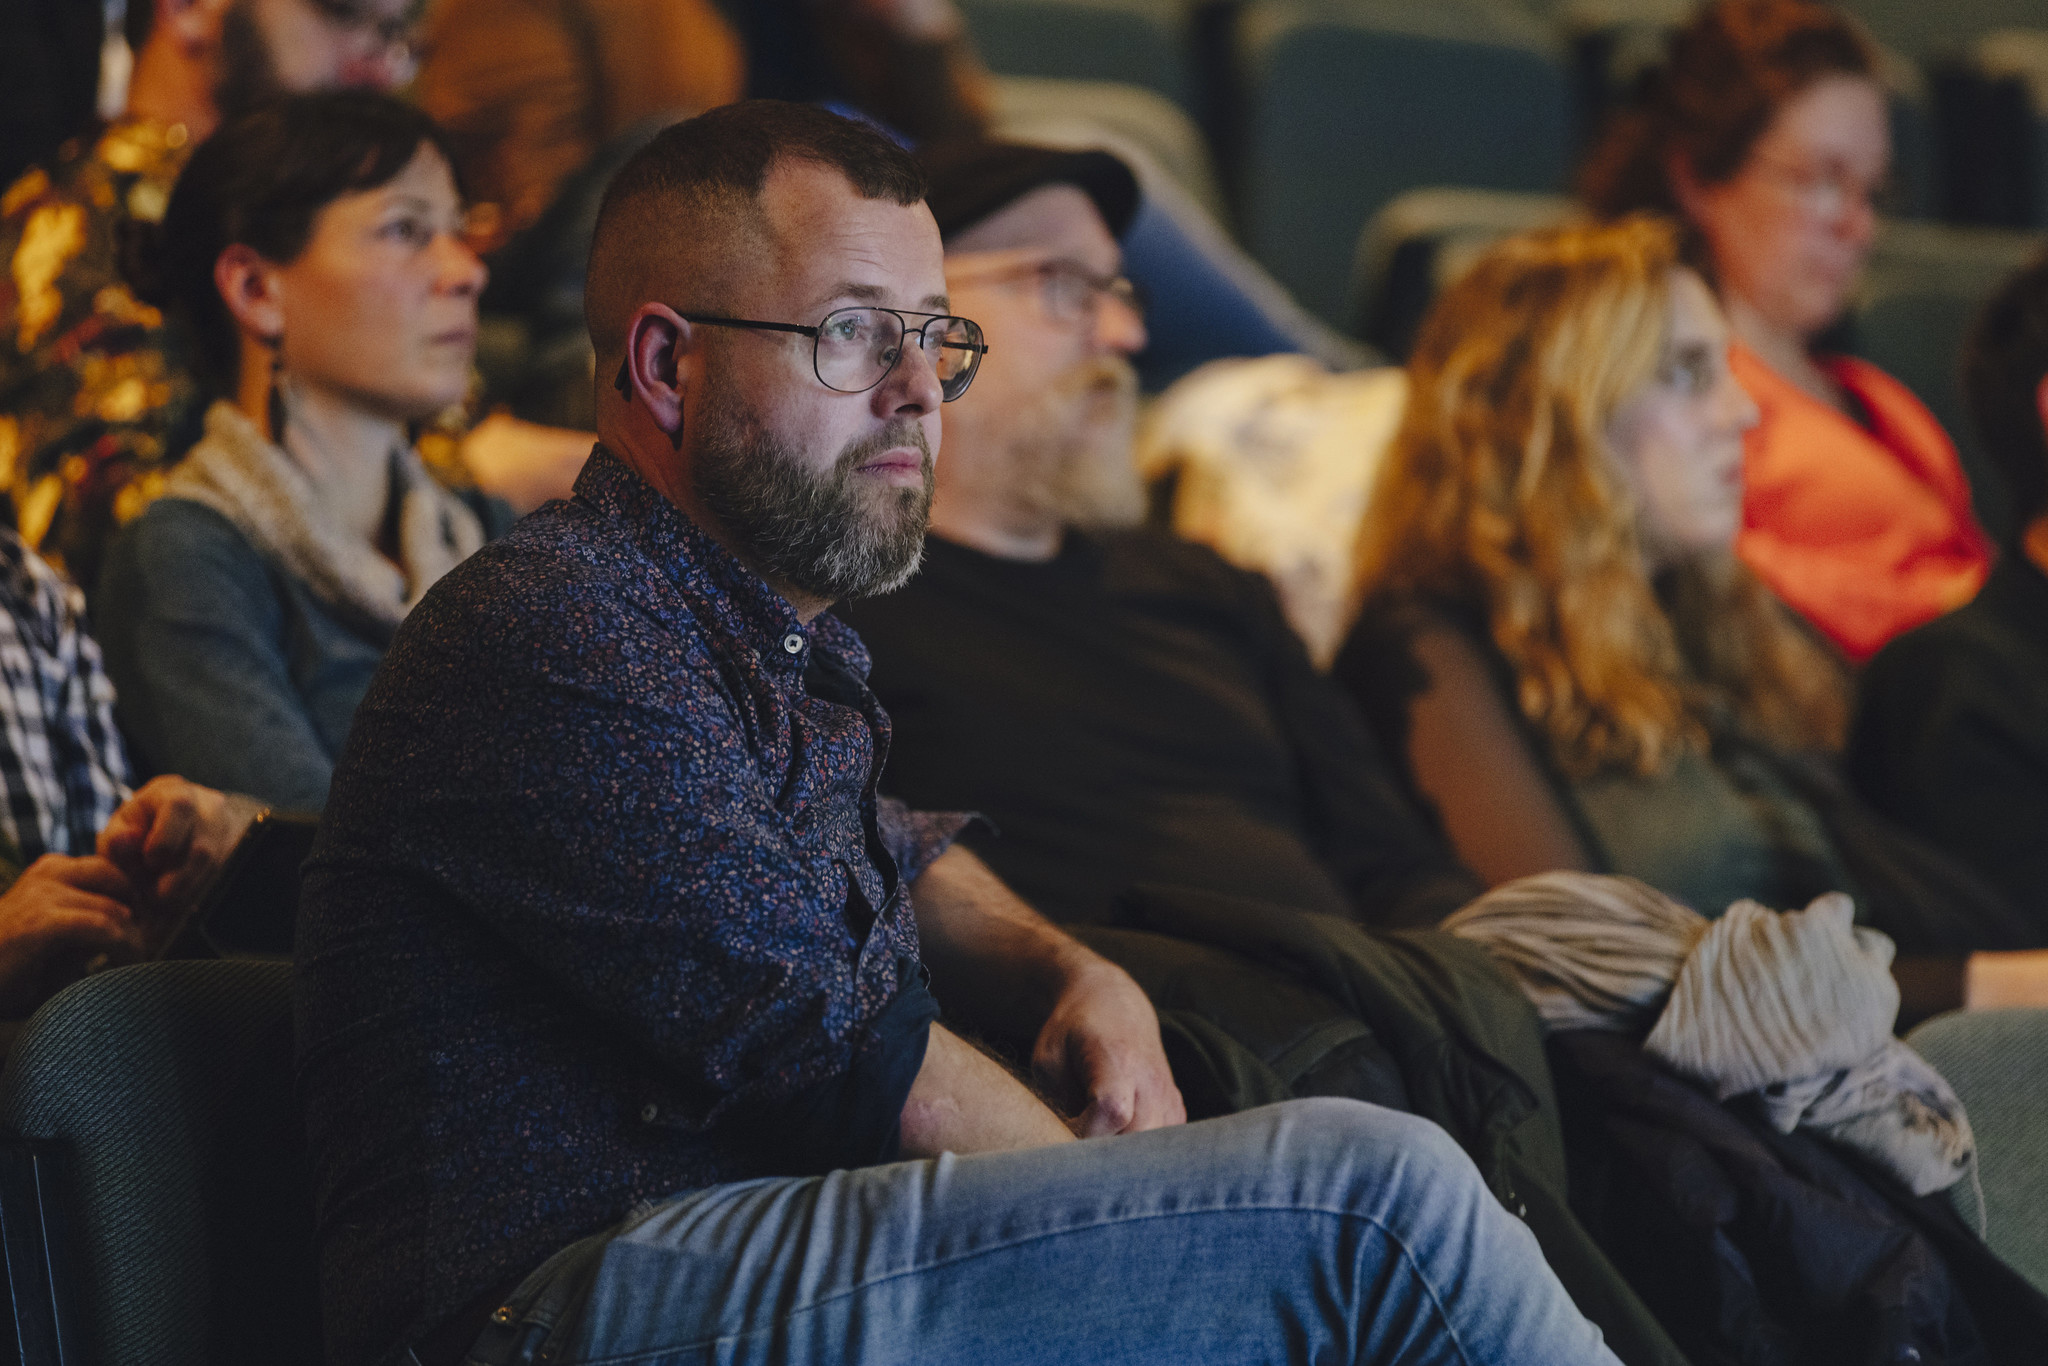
[97,494,512,810]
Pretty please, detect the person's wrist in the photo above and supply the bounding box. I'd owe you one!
[221,793,270,844]
[1962,949,2048,1010]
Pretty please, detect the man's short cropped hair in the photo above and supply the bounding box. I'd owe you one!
[1965,247,2048,537]
[584,101,927,366]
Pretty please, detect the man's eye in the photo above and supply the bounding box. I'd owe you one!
[823,316,864,343]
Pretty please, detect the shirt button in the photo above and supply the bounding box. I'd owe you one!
[640,1103,659,1123]
[782,633,804,654]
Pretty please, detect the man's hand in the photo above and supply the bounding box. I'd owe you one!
[0,855,143,1017]
[97,777,264,941]
[1033,957,1187,1137]
[908,844,1186,1138]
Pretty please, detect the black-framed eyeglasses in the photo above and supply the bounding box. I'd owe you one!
[684,307,990,401]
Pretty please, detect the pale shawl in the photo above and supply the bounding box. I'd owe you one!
[1444,872,1975,1197]
[165,401,484,631]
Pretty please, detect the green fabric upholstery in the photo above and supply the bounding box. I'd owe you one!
[957,0,1191,108]
[1841,0,2044,60]
[1241,0,1573,328]
[1348,185,1576,355]
[0,960,317,1365]
[1906,1008,2048,1294]
[1849,221,2044,542]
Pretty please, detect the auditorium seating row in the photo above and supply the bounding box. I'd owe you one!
[954,0,2048,328]
[0,956,2043,1364]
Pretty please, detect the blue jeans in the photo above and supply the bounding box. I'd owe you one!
[456,1099,1617,1366]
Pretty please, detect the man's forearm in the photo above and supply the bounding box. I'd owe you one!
[899,1022,1076,1157]
[907,844,1093,1037]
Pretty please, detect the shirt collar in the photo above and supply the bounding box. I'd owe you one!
[573,444,873,679]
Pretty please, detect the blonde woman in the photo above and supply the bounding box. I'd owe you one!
[1333,217,2048,1014]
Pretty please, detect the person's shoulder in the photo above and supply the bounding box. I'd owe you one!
[112,496,261,568]
[399,497,710,671]
[1861,588,2023,703]
[0,528,82,650]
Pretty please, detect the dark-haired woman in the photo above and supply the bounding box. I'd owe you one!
[98,92,512,810]
[1580,0,1990,662]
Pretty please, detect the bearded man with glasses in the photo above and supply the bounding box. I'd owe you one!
[294,102,1617,1366]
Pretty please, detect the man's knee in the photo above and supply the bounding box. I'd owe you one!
[1258,1096,1484,1200]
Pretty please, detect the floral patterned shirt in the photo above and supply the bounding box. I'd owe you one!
[0,117,198,588]
[295,445,964,1364]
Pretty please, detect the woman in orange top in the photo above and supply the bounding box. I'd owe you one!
[1579,0,1990,661]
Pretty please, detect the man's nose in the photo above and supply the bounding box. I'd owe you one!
[878,334,944,416]
[1095,292,1147,357]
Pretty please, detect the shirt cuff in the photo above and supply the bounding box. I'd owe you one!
[766,961,941,1173]
[876,794,982,883]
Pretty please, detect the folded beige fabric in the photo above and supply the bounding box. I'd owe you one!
[1439,872,1705,1032]
[1445,874,1974,1196]
[1646,895,1895,1099]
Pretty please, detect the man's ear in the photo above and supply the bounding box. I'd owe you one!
[213,242,285,347]
[622,304,695,445]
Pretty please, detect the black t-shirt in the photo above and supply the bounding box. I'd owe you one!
[837,530,1478,928]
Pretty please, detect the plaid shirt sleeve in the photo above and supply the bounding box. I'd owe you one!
[0,531,130,863]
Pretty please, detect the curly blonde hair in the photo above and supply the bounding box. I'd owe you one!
[1354,216,1845,779]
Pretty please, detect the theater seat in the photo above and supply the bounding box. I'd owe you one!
[1905,1008,2048,1295]
[956,0,1191,108]
[1239,0,1574,328]
[1349,186,1577,358]
[0,960,318,1365]
[1849,220,2046,541]
[1840,0,2046,63]
[990,75,1226,217]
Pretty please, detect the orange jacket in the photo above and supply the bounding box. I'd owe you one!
[1733,343,1991,663]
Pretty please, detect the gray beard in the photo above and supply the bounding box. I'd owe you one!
[691,389,935,603]
[1004,356,1144,532]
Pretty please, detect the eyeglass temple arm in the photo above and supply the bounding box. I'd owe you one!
[679,314,819,338]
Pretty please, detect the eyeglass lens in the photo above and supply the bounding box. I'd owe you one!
[814,308,984,400]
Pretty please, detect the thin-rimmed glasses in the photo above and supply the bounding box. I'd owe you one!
[682,307,990,401]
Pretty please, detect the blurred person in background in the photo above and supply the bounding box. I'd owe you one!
[0,518,262,1031]
[0,0,420,590]
[1336,217,2048,1019]
[416,0,1355,422]
[843,140,1477,935]
[0,506,270,1030]
[0,0,583,594]
[95,92,509,812]
[1851,250,2048,926]
[413,0,992,429]
[1579,0,1990,662]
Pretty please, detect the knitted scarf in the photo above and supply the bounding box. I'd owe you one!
[166,401,484,633]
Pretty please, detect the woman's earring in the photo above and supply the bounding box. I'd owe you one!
[266,333,288,446]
